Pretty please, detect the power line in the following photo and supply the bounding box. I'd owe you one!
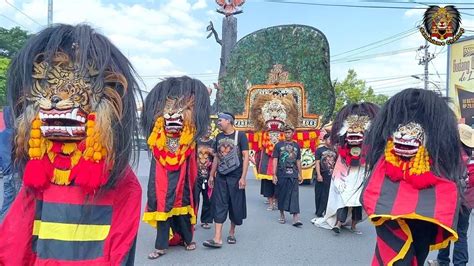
[4,0,43,26]
[430,61,444,84]
[332,47,419,63]
[0,13,29,29]
[332,27,418,58]
[362,1,474,6]
[332,34,419,63]
[263,0,429,9]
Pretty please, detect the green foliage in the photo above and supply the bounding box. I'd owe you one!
[0,56,10,106]
[0,26,30,58]
[219,25,335,124]
[334,69,389,117]
[0,27,29,106]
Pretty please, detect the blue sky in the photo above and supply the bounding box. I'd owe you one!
[1,0,473,99]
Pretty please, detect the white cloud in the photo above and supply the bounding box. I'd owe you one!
[0,0,210,91]
[192,0,207,10]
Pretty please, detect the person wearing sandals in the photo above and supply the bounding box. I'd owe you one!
[272,124,303,227]
[142,77,211,259]
[203,112,249,248]
[195,128,215,229]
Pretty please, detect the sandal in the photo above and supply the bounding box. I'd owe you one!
[201,223,211,229]
[203,239,222,248]
[292,221,303,227]
[278,217,286,224]
[148,249,166,260]
[227,235,237,244]
[332,226,341,234]
[266,205,274,211]
[350,228,363,235]
[184,242,196,251]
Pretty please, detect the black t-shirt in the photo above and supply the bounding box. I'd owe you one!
[197,138,215,178]
[315,145,337,175]
[214,131,249,176]
[272,141,301,179]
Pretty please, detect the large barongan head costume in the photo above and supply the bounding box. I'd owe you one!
[364,88,462,185]
[250,93,298,132]
[141,76,211,167]
[141,76,210,233]
[362,88,461,265]
[8,24,140,192]
[330,102,380,165]
[250,93,298,154]
[0,24,142,265]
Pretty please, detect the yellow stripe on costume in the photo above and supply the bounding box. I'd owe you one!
[256,173,273,181]
[368,213,458,253]
[32,220,110,241]
[143,206,196,228]
[387,219,413,266]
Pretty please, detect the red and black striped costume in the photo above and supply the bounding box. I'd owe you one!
[0,168,141,265]
[143,148,198,246]
[362,158,459,265]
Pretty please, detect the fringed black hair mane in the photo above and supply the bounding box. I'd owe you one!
[364,88,462,182]
[7,24,142,189]
[141,76,211,141]
[330,102,380,146]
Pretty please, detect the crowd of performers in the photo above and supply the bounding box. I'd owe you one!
[0,23,472,266]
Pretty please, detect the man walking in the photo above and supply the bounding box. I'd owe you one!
[314,133,336,218]
[203,112,249,248]
[272,124,303,227]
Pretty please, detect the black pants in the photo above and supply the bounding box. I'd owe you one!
[155,215,193,250]
[394,220,437,266]
[314,173,331,217]
[212,173,247,225]
[194,176,213,224]
[336,206,362,223]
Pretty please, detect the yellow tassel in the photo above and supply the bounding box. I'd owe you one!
[62,143,77,155]
[148,132,158,146]
[52,169,71,185]
[28,116,46,159]
[93,151,102,161]
[71,150,82,165]
[83,113,107,161]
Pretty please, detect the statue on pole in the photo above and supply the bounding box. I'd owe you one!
[207,0,246,113]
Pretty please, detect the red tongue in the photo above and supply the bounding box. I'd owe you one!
[269,124,279,131]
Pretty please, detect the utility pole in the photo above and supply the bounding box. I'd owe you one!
[418,40,435,90]
[47,0,53,26]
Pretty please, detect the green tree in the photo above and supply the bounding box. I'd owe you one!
[334,69,389,117]
[0,57,10,106]
[0,26,30,58]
